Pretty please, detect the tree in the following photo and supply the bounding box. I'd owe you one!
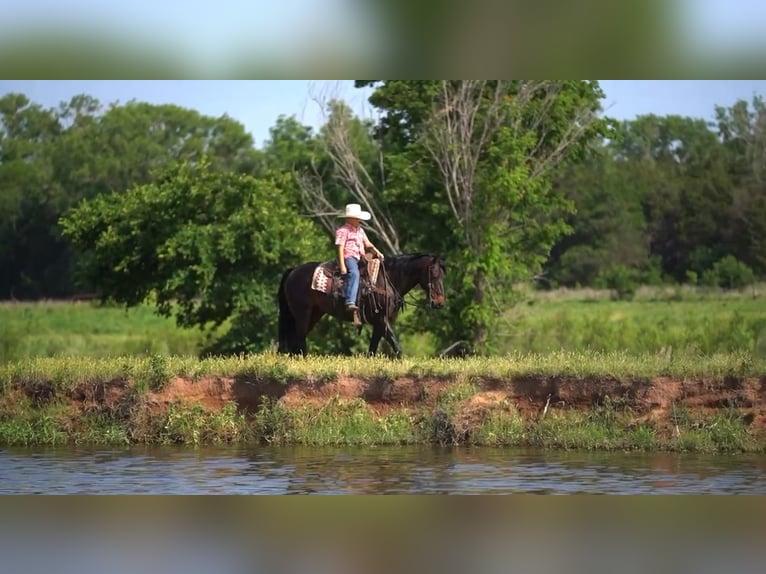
[294,88,401,254]
[61,158,316,353]
[0,93,62,298]
[715,97,766,276]
[356,80,610,352]
[0,93,259,299]
[545,149,651,287]
[610,115,733,281]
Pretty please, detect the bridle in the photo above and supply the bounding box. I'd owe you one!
[406,260,442,308]
[426,262,441,303]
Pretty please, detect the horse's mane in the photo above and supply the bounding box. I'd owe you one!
[385,253,436,269]
[385,253,445,274]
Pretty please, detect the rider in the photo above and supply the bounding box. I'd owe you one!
[335,203,384,311]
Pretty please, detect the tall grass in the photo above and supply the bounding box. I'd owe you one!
[4,290,766,363]
[1,350,763,395]
[0,301,207,362]
[498,296,766,355]
[1,388,759,452]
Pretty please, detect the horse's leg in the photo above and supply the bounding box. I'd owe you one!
[304,307,325,355]
[383,318,402,358]
[293,300,328,356]
[368,321,385,356]
[307,307,324,334]
[289,303,314,356]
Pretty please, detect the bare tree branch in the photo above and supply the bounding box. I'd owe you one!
[422,80,601,243]
[295,81,400,254]
[421,80,518,249]
[296,161,337,237]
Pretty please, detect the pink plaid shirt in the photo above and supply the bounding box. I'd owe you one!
[335,223,367,260]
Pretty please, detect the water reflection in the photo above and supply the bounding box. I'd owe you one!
[0,445,764,494]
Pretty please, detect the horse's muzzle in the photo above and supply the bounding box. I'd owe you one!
[430,298,445,309]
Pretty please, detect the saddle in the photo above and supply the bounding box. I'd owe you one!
[311,252,382,302]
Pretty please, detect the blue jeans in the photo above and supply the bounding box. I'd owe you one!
[343,257,360,305]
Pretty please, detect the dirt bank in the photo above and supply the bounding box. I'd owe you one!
[6,372,765,449]
[122,374,766,432]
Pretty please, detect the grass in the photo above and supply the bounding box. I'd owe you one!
[1,389,758,453]
[1,291,764,452]
[0,301,207,362]
[1,349,764,393]
[5,287,766,363]
[498,288,766,355]
[0,350,763,452]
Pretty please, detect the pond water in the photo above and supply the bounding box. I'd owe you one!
[1,445,764,494]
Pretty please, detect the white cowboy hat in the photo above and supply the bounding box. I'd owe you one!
[339,203,371,221]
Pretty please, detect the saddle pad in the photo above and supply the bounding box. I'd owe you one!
[311,262,335,293]
[310,258,380,293]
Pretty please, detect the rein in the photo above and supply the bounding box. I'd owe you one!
[401,259,441,309]
[357,256,404,325]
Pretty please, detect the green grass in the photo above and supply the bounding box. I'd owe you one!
[255,397,418,447]
[498,290,766,355]
[0,301,208,362]
[1,349,764,394]
[3,291,763,451]
[1,351,762,451]
[5,288,766,363]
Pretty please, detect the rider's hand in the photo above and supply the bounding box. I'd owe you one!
[377,251,385,261]
[340,265,347,275]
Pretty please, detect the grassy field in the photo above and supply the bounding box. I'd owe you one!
[0,351,762,451]
[498,289,766,355]
[3,285,766,361]
[2,349,763,386]
[3,289,763,451]
[0,301,208,362]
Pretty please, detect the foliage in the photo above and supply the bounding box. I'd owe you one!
[594,264,639,300]
[60,158,317,351]
[355,80,611,352]
[700,256,755,290]
[0,93,258,299]
[4,86,766,357]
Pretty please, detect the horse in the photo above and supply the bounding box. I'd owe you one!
[277,253,445,357]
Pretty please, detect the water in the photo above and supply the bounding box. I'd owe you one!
[1,445,764,493]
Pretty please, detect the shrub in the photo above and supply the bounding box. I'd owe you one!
[701,256,754,290]
[595,264,638,300]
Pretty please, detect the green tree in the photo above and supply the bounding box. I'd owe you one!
[715,97,766,276]
[0,93,259,299]
[355,80,610,352]
[605,115,733,282]
[546,148,650,287]
[61,158,316,353]
[0,93,62,298]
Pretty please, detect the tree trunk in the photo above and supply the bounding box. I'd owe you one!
[471,268,488,351]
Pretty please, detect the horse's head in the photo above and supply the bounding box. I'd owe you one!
[420,256,445,309]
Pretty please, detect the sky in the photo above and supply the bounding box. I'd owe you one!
[2,80,766,148]
[0,0,766,65]
[2,1,765,64]
[0,0,380,73]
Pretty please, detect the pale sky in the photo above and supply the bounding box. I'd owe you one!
[0,0,380,70]
[2,80,765,148]
[3,0,765,64]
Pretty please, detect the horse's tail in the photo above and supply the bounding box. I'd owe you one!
[277,268,295,354]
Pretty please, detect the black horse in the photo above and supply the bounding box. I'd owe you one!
[277,253,445,356]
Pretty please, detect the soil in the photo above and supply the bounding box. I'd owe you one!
[58,373,766,434]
